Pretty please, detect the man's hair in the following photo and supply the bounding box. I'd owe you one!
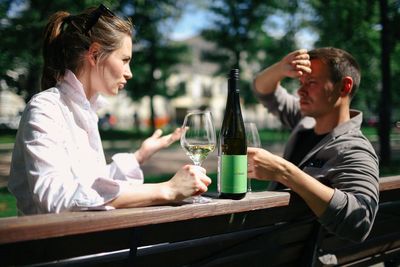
[309,47,361,98]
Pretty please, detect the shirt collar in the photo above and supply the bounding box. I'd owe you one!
[58,70,109,111]
[296,109,363,138]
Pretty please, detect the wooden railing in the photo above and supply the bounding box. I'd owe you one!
[0,176,399,267]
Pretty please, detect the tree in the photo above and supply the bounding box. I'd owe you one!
[0,0,105,102]
[118,0,189,131]
[307,0,400,165]
[390,1,400,125]
[378,0,400,165]
[308,0,381,114]
[0,1,188,131]
[200,0,298,104]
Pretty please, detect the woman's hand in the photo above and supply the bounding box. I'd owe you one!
[166,165,212,201]
[108,164,212,208]
[135,128,182,164]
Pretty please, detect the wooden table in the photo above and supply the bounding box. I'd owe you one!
[0,191,289,245]
[0,191,293,266]
[0,176,399,267]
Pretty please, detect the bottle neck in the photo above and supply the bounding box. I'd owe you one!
[227,77,240,105]
[228,77,239,94]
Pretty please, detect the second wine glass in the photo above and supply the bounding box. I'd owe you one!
[245,122,261,192]
[181,110,216,203]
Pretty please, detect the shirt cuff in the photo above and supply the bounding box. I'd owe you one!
[75,178,141,211]
[318,188,347,224]
[71,178,122,211]
[111,153,144,183]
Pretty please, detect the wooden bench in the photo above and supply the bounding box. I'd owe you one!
[315,176,400,267]
[0,176,399,267]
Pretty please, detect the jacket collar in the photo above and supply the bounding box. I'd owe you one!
[284,110,363,166]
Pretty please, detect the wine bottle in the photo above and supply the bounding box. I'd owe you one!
[218,68,247,200]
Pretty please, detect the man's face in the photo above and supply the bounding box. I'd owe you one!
[297,59,341,118]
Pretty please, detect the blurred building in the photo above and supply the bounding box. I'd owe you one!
[0,82,25,129]
[69,36,283,131]
[167,36,281,130]
[1,36,282,132]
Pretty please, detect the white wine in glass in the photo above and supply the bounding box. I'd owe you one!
[181,110,216,203]
[183,143,216,166]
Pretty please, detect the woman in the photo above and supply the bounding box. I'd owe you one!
[8,5,211,215]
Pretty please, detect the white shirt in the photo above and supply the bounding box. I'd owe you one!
[8,70,144,215]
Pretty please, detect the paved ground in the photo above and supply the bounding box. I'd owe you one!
[0,144,13,188]
[3,138,398,188]
[0,141,286,188]
[141,143,285,177]
[0,143,203,188]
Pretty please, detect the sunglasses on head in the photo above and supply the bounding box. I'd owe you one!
[67,4,115,36]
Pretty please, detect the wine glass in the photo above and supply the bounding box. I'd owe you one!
[245,122,261,192]
[180,110,216,203]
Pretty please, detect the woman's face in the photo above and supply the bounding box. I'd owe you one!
[93,35,133,96]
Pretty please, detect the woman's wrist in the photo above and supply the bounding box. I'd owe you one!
[161,181,177,202]
[134,150,144,165]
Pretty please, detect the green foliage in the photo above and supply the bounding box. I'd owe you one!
[201,0,277,70]
[0,188,17,218]
[392,52,400,122]
[122,0,190,94]
[125,42,189,100]
[0,129,17,144]
[307,0,381,117]
[199,0,302,104]
[0,0,119,102]
[116,0,189,130]
[1,0,400,160]
[99,128,147,140]
[0,0,189,132]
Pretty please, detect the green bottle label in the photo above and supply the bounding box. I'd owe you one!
[220,155,247,193]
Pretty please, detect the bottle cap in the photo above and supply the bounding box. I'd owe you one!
[229,69,239,79]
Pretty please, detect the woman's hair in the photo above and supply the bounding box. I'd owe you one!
[309,47,361,98]
[41,5,133,90]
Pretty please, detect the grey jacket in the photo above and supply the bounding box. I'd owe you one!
[256,85,379,242]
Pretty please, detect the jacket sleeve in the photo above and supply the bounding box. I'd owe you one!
[317,139,379,242]
[253,85,302,129]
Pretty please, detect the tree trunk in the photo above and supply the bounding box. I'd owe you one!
[24,65,41,103]
[150,94,156,132]
[149,40,157,133]
[378,0,392,165]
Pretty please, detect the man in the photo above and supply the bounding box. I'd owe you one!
[249,47,379,242]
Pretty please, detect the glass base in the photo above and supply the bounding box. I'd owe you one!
[183,196,212,204]
[247,178,252,192]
